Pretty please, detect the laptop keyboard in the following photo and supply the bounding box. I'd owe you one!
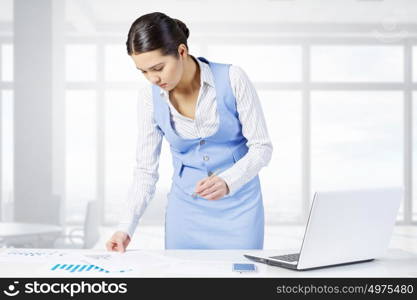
[269,253,300,262]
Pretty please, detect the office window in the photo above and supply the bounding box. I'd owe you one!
[258,91,302,223]
[104,89,174,225]
[104,44,143,82]
[59,39,415,226]
[65,45,97,81]
[413,92,417,221]
[1,44,13,81]
[413,47,417,82]
[104,90,138,222]
[311,91,403,218]
[65,90,97,223]
[207,45,302,82]
[1,90,14,221]
[311,46,403,82]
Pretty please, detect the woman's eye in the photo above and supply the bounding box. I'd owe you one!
[154,68,163,72]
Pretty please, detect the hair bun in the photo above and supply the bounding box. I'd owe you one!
[173,18,189,39]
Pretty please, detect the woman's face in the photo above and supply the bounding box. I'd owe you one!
[130,46,186,91]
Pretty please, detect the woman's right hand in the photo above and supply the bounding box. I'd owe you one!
[106,231,131,253]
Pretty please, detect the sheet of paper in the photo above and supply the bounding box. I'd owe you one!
[39,261,127,275]
[0,249,82,263]
[80,250,175,273]
[80,252,134,272]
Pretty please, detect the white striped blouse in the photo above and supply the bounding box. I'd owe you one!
[118,56,273,238]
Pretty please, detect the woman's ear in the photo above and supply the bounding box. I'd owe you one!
[178,44,188,59]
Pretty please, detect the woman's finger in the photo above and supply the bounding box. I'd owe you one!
[205,190,223,201]
[195,177,209,192]
[195,178,206,189]
[106,240,116,251]
[200,182,221,197]
[105,241,112,251]
[117,243,124,253]
[196,177,216,193]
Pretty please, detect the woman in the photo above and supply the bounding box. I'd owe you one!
[106,12,273,251]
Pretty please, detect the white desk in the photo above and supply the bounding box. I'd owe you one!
[0,222,63,248]
[0,248,416,277]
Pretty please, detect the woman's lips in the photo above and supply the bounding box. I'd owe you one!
[159,83,167,88]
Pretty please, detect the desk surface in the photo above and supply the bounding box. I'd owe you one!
[0,248,416,277]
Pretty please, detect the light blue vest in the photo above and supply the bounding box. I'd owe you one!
[152,57,264,249]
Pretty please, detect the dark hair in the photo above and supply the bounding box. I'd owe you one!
[126,12,189,57]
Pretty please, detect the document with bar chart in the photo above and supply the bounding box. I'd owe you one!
[0,249,134,275]
[50,263,111,273]
[81,253,134,273]
[38,259,133,275]
[46,255,134,274]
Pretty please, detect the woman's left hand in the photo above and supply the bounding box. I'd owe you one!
[194,175,230,200]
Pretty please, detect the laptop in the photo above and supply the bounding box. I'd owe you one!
[244,188,403,271]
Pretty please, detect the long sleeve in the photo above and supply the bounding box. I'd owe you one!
[217,65,274,196]
[117,85,163,239]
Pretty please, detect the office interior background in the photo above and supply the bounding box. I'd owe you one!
[0,0,416,250]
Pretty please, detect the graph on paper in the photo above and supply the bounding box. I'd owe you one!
[49,263,132,274]
[0,249,134,274]
[50,263,110,273]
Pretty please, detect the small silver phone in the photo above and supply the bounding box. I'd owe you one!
[232,263,257,273]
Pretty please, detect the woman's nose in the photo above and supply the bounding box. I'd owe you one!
[149,76,161,85]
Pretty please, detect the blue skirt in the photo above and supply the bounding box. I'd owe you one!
[164,175,264,249]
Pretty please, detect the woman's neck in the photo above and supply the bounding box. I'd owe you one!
[173,55,200,95]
